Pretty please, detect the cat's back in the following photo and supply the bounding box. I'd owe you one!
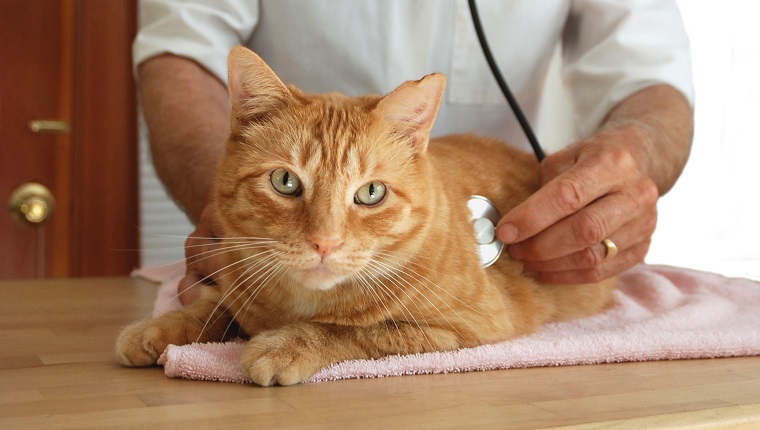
[428,134,540,214]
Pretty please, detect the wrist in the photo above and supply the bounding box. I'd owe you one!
[594,85,694,195]
[601,120,657,182]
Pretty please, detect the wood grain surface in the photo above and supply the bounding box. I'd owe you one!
[1,277,758,429]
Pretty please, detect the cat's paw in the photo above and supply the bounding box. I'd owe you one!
[241,325,328,386]
[115,319,175,367]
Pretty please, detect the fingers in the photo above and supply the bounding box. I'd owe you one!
[177,272,205,306]
[178,231,220,306]
[496,133,661,283]
[517,208,657,283]
[497,148,617,244]
[507,176,658,261]
[184,227,221,279]
[523,241,651,284]
[179,204,224,305]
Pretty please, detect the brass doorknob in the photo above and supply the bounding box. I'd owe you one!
[8,183,56,227]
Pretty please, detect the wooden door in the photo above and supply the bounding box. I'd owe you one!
[0,0,138,279]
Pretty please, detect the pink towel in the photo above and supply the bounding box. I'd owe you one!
[133,264,760,384]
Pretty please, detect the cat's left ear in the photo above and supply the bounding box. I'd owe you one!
[227,46,292,125]
[374,73,446,153]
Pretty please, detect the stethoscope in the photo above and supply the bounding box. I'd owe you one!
[467,0,545,268]
[468,195,504,267]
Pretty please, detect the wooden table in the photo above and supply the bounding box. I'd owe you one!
[1,277,759,429]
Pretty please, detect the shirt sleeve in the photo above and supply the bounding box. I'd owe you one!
[133,0,260,83]
[563,0,694,136]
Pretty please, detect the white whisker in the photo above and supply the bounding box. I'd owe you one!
[197,250,283,341]
[361,260,436,350]
[375,251,491,321]
[228,262,290,338]
[370,252,479,340]
[350,270,405,343]
[223,255,287,337]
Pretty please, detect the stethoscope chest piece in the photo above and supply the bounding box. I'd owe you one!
[467,195,504,267]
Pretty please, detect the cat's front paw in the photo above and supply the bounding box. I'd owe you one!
[241,324,329,386]
[115,319,174,367]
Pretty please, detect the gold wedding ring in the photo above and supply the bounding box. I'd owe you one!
[602,238,618,262]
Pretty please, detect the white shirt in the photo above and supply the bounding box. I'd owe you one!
[134,0,694,151]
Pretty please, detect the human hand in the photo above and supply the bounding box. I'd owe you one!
[497,125,659,283]
[178,203,224,305]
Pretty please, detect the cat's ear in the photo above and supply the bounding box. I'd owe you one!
[374,73,446,153]
[227,45,291,123]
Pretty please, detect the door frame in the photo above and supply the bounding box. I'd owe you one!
[68,0,139,276]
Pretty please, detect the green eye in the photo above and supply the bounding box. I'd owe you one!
[355,181,386,206]
[270,168,302,196]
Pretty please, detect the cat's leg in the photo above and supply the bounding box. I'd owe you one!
[240,321,462,386]
[115,286,234,367]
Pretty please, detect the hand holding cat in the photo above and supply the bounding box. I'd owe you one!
[497,125,660,284]
[178,203,224,305]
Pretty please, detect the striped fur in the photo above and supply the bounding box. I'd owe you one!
[115,46,614,386]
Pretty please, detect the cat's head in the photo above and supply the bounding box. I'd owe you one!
[214,46,445,292]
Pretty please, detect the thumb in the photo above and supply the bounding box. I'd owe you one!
[177,270,207,306]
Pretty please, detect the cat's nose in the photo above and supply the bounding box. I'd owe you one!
[311,235,344,260]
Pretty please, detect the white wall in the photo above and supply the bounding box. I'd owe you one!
[647,1,760,280]
[139,1,760,280]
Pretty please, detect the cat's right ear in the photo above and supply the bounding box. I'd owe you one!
[227,46,291,124]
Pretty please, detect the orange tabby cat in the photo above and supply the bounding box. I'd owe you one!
[116,46,614,386]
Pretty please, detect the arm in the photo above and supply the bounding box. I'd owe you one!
[138,54,231,303]
[497,84,694,283]
[138,54,230,222]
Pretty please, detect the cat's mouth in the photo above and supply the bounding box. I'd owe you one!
[290,262,349,291]
[305,263,333,278]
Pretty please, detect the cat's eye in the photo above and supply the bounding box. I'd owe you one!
[270,168,302,196]
[355,181,386,206]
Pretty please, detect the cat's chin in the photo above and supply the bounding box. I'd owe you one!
[291,266,349,291]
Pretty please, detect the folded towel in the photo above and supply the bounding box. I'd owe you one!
[133,264,760,384]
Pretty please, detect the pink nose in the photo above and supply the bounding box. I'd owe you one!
[311,235,344,260]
